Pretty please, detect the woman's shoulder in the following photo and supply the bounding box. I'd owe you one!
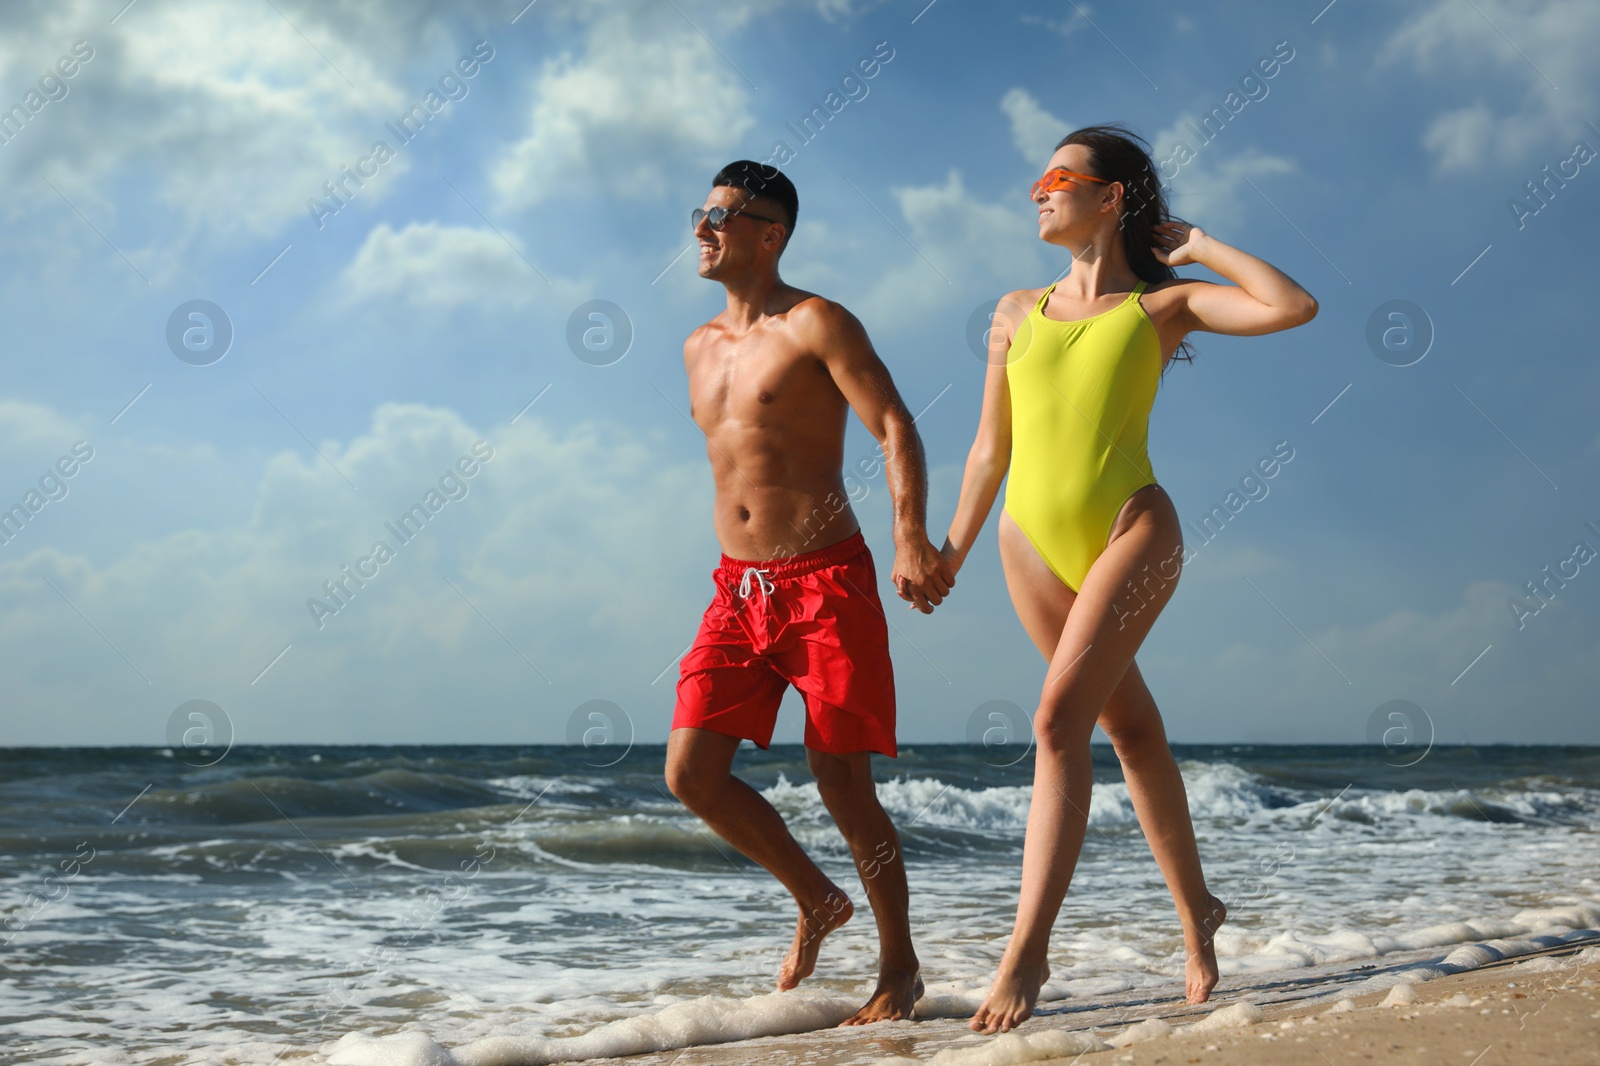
[997,286,1050,314]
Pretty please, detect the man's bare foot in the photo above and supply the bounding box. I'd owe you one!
[838,968,923,1025]
[969,956,1050,1034]
[1184,893,1227,1004]
[778,887,854,991]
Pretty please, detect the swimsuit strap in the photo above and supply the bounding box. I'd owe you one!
[1034,278,1149,317]
[1033,282,1059,315]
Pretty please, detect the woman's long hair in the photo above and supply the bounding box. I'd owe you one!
[1056,123,1194,367]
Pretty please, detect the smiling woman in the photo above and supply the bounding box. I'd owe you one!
[941,120,1319,1034]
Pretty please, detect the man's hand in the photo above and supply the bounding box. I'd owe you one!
[892,536,955,614]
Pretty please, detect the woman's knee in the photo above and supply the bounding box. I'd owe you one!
[1101,712,1172,766]
[1096,667,1171,761]
[1032,704,1097,757]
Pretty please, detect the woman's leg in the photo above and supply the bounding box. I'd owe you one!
[1098,664,1226,1003]
[994,506,1225,1004]
[971,493,1188,1034]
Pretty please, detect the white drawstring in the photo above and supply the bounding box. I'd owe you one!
[737,567,775,599]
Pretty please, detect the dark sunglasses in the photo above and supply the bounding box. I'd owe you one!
[691,205,782,231]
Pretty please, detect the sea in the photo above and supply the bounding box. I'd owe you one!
[2,744,1598,1065]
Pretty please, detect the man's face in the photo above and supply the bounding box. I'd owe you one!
[695,185,784,280]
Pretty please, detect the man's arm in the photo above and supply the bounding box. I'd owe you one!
[799,299,953,613]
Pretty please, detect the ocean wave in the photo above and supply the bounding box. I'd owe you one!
[759,763,1292,835]
[324,988,862,1066]
[97,769,541,827]
[1301,783,1599,828]
[313,909,1600,1066]
[530,766,1600,867]
[483,776,604,800]
[6,768,1589,884]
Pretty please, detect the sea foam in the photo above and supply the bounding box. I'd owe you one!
[325,989,860,1066]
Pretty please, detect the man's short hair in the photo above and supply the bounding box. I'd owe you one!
[712,161,798,250]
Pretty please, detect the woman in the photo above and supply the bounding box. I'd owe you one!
[940,124,1318,1034]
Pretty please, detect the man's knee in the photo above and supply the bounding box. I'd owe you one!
[665,752,720,809]
[663,758,693,803]
[810,752,873,819]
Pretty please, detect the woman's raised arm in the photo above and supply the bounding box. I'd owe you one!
[1154,221,1319,337]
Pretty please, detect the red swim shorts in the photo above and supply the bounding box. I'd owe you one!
[673,530,897,757]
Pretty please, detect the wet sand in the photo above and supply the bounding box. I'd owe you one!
[1060,951,1600,1066]
[562,938,1600,1066]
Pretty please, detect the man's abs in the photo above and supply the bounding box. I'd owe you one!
[712,480,861,562]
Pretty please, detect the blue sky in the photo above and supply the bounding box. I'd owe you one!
[1,0,1597,749]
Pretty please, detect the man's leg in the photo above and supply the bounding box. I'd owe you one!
[807,748,922,1024]
[665,726,855,990]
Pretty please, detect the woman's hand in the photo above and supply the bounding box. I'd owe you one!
[1152,220,1208,268]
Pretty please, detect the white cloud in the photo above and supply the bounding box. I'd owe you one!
[1000,88,1070,165]
[843,169,1053,331]
[1019,11,1092,42]
[778,164,1073,338]
[0,0,419,259]
[1380,0,1600,174]
[3,395,1597,746]
[0,400,87,457]
[1151,116,1299,232]
[894,171,1036,276]
[490,10,756,211]
[338,222,558,308]
[1418,104,1500,173]
[0,399,717,743]
[0,0,879,272]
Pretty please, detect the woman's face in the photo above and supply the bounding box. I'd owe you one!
[1033,145,1117,243]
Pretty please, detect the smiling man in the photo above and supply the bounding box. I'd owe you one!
[663,160,952,1025]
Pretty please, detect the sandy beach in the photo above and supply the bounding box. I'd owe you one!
[512,936,1600,1066]
[1060,951,1600,1066]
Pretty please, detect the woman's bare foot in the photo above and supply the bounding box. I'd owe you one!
[778,887,854,990]
[1184,894,1227,1004]
[839,968,923,1025]
[969,957,1050,1034]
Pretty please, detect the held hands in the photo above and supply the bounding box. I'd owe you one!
[892,536,956,614]
[1152,220,1208,268]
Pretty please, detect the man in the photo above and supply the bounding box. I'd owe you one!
[665,160,953,1025]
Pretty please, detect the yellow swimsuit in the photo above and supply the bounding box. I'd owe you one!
[1003,279,1161,592]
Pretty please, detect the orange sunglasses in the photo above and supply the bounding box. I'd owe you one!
[1031,167,1111,198]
